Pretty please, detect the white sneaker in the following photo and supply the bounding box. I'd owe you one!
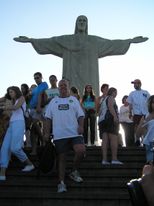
[69,170,83,183]
[111,160,123,165]
[102,160,110,165]
[22,164,35,172]
[57,183,67,193]
[0,175,6,181]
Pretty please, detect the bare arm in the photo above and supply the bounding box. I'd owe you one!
[136,116,147,139]
[78,116,84,135]
[43,118,52,142]
[108,96,118,123]
[128,103,133,119]
[96,96,101,114]
[5,96,25,111]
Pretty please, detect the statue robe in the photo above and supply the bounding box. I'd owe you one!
[31,34,131,96]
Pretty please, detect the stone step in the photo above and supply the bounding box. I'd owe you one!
[0,193,131,206]
[0,146,145,206]
[0,178,130,187]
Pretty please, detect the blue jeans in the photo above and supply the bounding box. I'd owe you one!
[0,120,28,168]
[145,143,154,162]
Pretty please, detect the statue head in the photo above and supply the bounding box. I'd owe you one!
[74,15,88,34]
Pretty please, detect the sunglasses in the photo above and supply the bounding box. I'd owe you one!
[34,76,40,80]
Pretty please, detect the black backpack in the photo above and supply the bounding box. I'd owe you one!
[36,140,56,178]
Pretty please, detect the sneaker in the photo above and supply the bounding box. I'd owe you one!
[0,175,6,181]
[111,160,123,165]
[102,160,110,165]
[22,164,35,172]
[69,170,83,183]
[57,183,67,193]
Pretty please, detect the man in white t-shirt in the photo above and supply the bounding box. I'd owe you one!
[127,79,150,146]
[44,79,85,193]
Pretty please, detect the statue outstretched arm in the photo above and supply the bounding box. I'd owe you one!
[13,35,63,57]
[130,36,148,44]
[13,36,31,43]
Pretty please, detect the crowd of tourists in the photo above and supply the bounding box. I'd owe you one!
[0,73,153,193]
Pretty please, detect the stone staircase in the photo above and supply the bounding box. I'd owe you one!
[0,146,146,206]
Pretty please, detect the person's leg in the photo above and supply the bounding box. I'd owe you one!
[30,121,40,155]
[133,115,143,146]
[54,139,68,192]
[145,144,153,163]
[101,132,109,162]
[126,123,135,146]
[109,133,123,164]
[0,126,12,178]
[109,133,118,161]
[89,112,96,145]
[73,143,86,171]
[10,121,34,171]
[11,121,28,162]
[57,153,66,182]
[83,113,89,144]
[70,136,86,182]
[57,152,67,193]
[121,123,127,146]
[129,123,135,146]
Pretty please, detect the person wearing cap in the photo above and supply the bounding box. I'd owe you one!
[127,79,150,146]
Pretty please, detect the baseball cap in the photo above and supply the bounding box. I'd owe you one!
[131,79,141,84]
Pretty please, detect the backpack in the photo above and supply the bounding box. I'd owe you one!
[36,140,56,178]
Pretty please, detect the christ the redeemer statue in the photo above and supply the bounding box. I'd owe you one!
[14,15,148,96]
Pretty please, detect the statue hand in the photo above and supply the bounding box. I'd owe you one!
[131,36,148,43]
[13,36,30,43]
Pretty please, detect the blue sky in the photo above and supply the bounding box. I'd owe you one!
[0,0,154,106]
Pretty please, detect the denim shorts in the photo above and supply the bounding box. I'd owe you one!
[53,136,84,154]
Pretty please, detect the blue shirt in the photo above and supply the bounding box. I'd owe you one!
[83,96,95,110]
[29,82,48,109]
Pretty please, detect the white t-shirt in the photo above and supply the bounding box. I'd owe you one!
[45,96,84,140]
[127,89,150,116]
[45,88,59,99]
[98,96,108,123]
[119,105,133,123]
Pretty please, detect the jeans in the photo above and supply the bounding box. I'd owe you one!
[145,143,154,162]
[83,110,96,144]
[0,120,28,168]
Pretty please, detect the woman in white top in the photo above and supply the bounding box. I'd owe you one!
[0,86,34,181]
[119,95,134,146]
